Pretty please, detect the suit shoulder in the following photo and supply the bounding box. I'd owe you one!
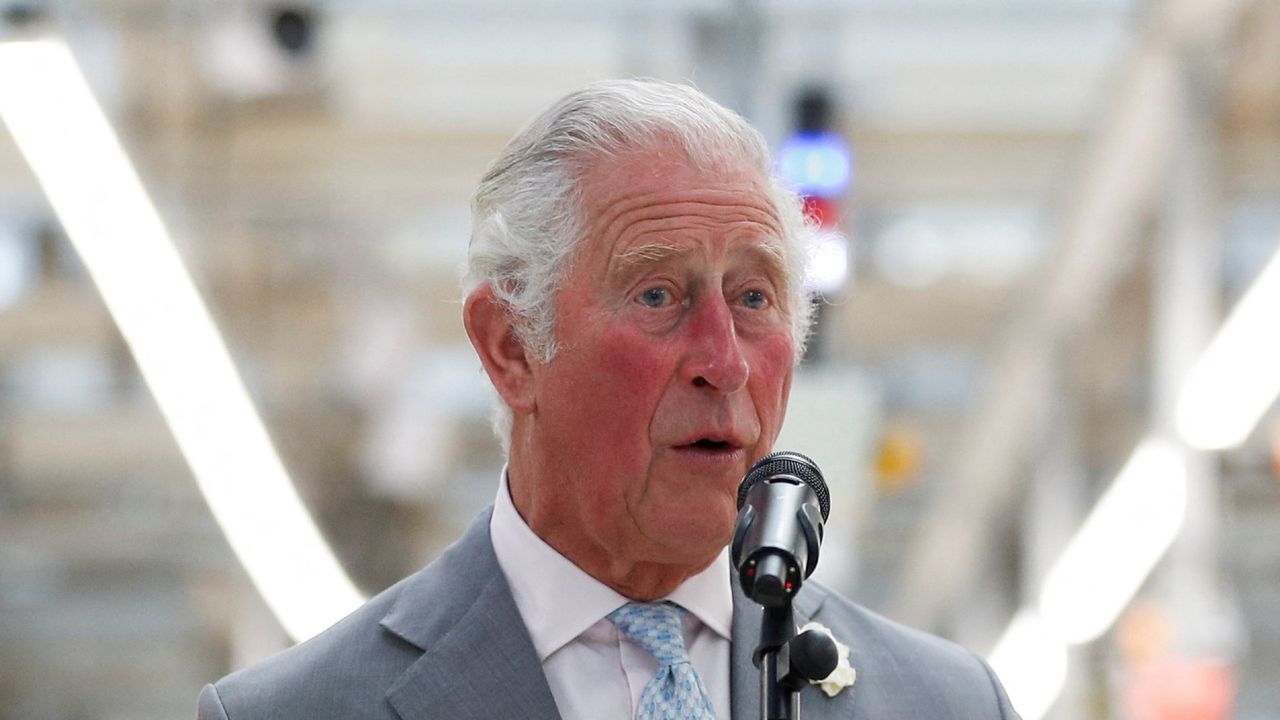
[202,509,500,720]
[811,584,976,665]
[205,577,417,720]
[806,583,1015,717]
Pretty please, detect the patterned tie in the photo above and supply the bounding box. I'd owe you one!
[607,602,717,720]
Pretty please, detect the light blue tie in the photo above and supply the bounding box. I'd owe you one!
[607,602,717,720]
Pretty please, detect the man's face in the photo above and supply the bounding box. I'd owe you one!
[520,145,796,575]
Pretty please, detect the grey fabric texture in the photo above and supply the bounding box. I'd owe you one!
[198,507,1021,719]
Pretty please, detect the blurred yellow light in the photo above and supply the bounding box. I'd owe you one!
[873,426,922,493]
[0,38,363,641]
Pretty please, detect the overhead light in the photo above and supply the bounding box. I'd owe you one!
[987,609,1068,720]
[1038,437,1187,645]
[0,37,363,641]
[1178,247,1280,450]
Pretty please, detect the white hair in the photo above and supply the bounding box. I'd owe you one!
[463,78,818,446]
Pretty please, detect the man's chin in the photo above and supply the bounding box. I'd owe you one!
[644,514,735,563]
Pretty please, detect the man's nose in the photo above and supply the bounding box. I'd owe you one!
[682,295,750,393]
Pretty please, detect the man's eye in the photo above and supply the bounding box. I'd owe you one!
[639,287,671,308]
[741,289,769,309]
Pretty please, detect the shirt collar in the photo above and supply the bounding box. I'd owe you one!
[489,469,733,660]
[667,545,733,639]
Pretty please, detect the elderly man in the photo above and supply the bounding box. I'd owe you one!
[198,79,1020,720]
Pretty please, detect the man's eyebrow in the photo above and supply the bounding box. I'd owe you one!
[614,242,690,270]
[613,239,789,276]
[739,241,788,277]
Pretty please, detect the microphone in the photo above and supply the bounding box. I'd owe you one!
[730,451,830,607]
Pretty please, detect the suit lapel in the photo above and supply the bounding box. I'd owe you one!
[731,580,842,720]
[730,583,763,720]
[381,509,561,720]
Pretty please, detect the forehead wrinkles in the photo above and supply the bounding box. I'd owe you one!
[590,188,782,241]
[588,188,786,266]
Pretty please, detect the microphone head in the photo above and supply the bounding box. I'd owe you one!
[737,450,830,521]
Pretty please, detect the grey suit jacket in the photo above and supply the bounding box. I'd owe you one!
[199,508,1020,719]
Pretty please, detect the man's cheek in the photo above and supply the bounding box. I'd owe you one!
[751,338,795,419]
[749,332,791,376]
[597,330,671,389]
[580,333,668,430]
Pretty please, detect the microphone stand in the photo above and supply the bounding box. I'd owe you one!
[748,584,836,720]
[754,602,800,720]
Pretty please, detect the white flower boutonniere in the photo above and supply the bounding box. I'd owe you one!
[799,621,857,697]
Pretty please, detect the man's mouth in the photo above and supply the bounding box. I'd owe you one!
[672,435,747,462]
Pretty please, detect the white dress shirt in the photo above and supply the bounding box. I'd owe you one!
[490,473,733,720]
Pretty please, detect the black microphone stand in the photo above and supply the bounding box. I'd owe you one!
[755,602,800,720]
[751,601,838,720]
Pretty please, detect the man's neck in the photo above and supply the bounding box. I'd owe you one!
[506,464,721,600]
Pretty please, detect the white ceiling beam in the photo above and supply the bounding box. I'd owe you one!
[890,0,1255,630]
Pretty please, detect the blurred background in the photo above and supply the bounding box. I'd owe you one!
[0,0,1278,718]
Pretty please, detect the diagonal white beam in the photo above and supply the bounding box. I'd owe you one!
[891,0,1253,630]
[0,37,364,642]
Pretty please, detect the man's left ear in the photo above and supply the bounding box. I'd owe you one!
[463,284,537,415]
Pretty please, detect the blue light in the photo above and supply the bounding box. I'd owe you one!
[777,131,853,197]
